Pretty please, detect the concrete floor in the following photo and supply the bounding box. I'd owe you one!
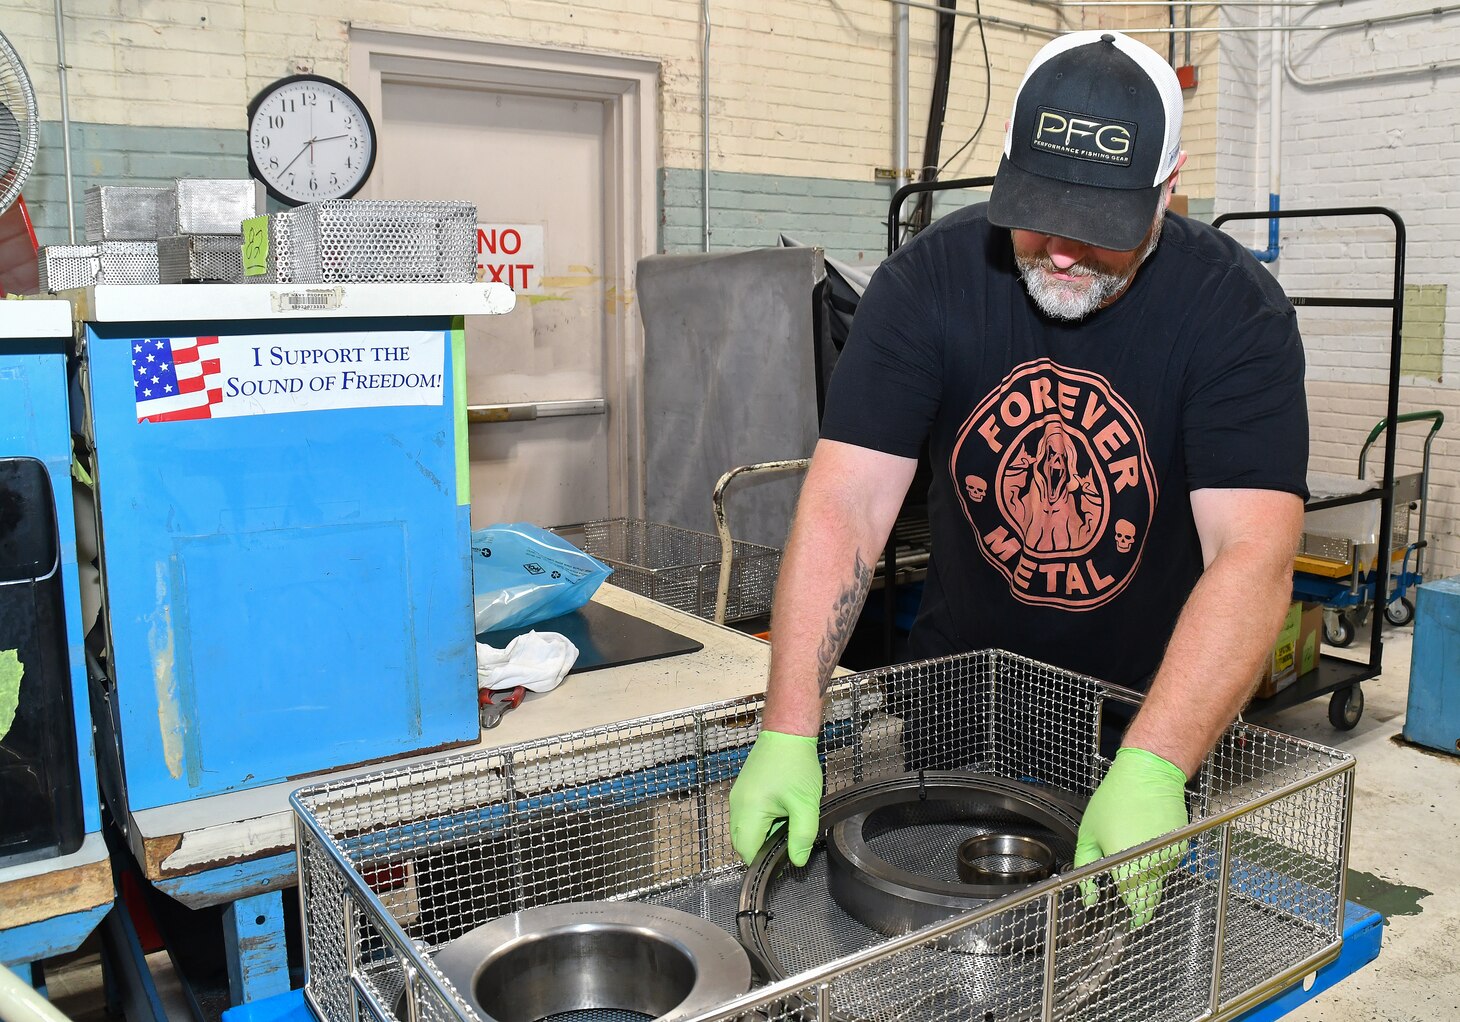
[34,623,1460,1021]
[1264,622,1460,1021]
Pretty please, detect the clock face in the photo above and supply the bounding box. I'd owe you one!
[247,75,377,205]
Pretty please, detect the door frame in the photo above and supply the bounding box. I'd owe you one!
[348,28,660,519]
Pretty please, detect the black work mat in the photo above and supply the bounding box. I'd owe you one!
[477,600,703,674]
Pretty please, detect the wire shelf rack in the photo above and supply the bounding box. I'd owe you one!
[292,649,1354,1022]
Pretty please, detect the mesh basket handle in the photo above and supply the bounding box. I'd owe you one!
[711,458,811,625]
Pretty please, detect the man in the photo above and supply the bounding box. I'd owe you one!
[729,30,1308,928]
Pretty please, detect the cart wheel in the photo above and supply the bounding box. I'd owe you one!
[1324,613,1356,648]
[1385,596,1415,627]
[1328,686,1364,731]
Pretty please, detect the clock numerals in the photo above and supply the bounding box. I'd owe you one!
[249,75,376,204]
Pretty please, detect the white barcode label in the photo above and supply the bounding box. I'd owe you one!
[271,287,345,313]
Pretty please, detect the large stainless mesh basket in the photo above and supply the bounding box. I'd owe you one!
[292,649,1354,1022]
[287,199,476,283]
[557,518,781,623]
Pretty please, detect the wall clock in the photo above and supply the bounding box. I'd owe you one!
[246,74,377,205]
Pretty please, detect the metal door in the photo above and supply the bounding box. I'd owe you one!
[376,81,615,528]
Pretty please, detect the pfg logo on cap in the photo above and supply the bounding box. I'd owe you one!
[1031,107,1137,166]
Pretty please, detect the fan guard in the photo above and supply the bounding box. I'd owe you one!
[0,31,39,217]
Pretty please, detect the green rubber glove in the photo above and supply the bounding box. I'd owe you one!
[1073,747,1190,928]
[729,730,823,866]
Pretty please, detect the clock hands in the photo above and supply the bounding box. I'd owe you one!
[280,134,351,176]
[280,141,311,175]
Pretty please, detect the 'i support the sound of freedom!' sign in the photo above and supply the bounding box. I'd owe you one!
[132,330,445,422]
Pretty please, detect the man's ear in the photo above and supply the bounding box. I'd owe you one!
[1160,151,1188,213]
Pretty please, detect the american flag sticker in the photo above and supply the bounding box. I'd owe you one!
[134,336,224,423]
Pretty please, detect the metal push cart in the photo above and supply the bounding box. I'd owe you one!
[1294,411,1443,647]
[1215,207,1409,731]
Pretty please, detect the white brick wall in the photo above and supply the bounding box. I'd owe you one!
[7,1,1220,194]
[1213,0,1460,583]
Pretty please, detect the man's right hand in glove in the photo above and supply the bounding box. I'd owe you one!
[729,730,823,866]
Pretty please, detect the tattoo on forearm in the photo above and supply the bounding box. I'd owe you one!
[817,551,873,696]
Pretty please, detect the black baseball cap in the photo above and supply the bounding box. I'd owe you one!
[987,31,1184,251]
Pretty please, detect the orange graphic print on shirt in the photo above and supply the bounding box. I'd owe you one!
[950,358,1157,610]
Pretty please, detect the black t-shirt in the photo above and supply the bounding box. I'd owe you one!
[821,204,1308,689]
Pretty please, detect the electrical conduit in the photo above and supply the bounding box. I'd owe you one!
[1253,4,1282,262]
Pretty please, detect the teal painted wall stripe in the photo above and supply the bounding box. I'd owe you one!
[659,166,990,264]
[27,120,249,247]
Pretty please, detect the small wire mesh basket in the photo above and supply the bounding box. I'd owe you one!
[558,517,781,623]
[84,185,169,241]
[158,234,243,283]
[95,241,159,285]
[38,244,99,291]
[293,649,1355,1022]
[287,199,477,283]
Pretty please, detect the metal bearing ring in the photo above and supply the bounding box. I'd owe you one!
[430,901,753,1022]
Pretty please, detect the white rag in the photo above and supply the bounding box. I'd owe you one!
[476,630,580,693]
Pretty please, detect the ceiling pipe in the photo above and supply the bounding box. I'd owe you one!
[700,0,711,252]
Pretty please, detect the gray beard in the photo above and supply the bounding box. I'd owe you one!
[1016,216,1165,321]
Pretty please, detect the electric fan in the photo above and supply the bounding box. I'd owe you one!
[0,31,39,295]
[0,30,38,216]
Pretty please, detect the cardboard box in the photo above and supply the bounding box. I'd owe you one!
[1255,601,1322,699]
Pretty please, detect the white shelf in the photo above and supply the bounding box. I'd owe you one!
[0,298,74,339]
[70,281,516,324]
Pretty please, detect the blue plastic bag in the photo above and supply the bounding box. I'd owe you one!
[470,523,612,633]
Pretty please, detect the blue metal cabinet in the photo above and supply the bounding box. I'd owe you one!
[1404,575,1460,756]
[0,300,101,844]
[0,299,112,975]
[80,285,489,810]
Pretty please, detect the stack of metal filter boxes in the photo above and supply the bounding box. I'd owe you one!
[37,180,263,290]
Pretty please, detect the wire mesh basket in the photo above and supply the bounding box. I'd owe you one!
[557,517,781,623]
[292,649,1354,1022]
[84,184,169,241]
[287,199,477,283]
[158,234,243,283]
[38,244,99,292]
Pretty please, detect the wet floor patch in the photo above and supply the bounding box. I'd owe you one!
[1346,868,1432,919]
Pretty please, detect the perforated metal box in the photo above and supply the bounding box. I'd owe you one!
[161,178,265,236]
[38,245,99,292]
[95,242,160,285]
[158,234,243,283]
[84,185,169,241]
[293,649,1356,1022]
[558,517,781,623]
[288,200,476,283]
